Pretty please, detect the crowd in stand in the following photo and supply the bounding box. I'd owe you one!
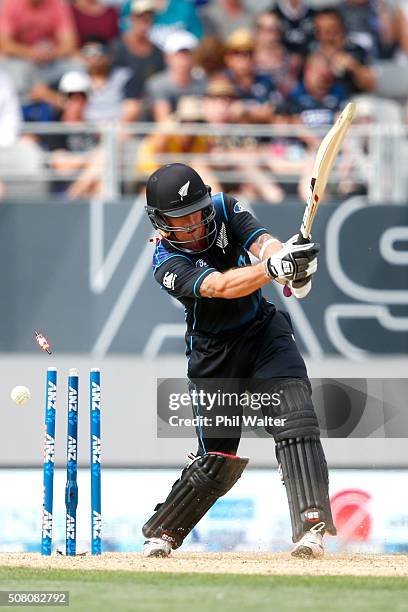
[0,0,407,200]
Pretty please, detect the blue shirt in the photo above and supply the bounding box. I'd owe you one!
[279,81,347,127]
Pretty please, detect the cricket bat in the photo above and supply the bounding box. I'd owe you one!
[284,102,356,296]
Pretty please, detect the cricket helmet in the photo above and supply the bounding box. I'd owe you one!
[145,163,217,253]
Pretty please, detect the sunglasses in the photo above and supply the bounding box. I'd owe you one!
[81,46,107,58]
[229,49,253,57]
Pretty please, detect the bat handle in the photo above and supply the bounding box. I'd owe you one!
[283,230,310,296]
[295,231,310,245]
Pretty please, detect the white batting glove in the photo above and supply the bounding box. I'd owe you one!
[265,236,319,283]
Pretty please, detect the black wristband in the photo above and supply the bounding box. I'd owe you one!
[265,258,277,279]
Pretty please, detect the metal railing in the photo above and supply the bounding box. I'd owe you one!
[0,121,406,202]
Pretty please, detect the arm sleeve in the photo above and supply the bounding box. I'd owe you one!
[223,194,269,251]
[154,255,217,299]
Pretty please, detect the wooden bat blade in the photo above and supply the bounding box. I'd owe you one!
[300,102,356,240]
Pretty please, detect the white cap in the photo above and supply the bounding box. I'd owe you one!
[131,0,156,14]
[59,71,91,94]
[164,30,198,55]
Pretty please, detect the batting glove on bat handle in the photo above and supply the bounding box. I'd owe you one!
[282,234,316,297]
[266,240,319,283]
[291,277,312,298]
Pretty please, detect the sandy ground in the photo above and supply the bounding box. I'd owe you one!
[0,552,407,577]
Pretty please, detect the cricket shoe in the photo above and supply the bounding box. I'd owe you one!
[291,522,325,559]
[142,537,172,558]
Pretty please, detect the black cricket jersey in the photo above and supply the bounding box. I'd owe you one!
[152,193,271,335]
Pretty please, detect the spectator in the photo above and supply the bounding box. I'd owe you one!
[254,11,300,97]
[312,8,376,94]
[194,35,226,78]
[120,0,203,47]
[0,0,78,97]
[137,95,209,177]
[79,38,138,122]
[201,0,254,40]
[31,38,140,123]
[146,30,207,122]
[202,77,284,203]
[277,53,348,128]
[71,0,119,46]
[272,0,315,57]
[111,0,164,109]
[277,53,348,201]
[338,0,396,60]
[223,29,280,123]
[49,70,103,198]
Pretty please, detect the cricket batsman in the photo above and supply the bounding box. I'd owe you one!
[142,163,336,558]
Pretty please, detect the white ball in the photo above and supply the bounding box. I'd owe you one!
[11,385,31,405]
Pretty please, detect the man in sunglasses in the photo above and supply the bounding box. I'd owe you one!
[142,162,336,559]
[223,29,281,123]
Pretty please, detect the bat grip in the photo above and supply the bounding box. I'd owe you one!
[283,230,310,296]
[295,231,310,245]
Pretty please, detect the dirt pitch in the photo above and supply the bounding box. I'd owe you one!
[0,552,407,577]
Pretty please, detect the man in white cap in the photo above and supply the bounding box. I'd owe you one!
[46,70,102,198]
[146,29,207,122]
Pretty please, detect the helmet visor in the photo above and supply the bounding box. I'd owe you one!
[159,190,212,218]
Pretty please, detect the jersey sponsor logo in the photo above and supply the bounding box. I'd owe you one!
[163,271,177,290]
[178,181,190,200]
[216,222,228,252]
[233,202,246,214]
[195,259,208,267]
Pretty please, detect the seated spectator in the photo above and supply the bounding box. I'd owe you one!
[254,11,300,97]
[194,35,226,78]
[202,77,284,202]
[112,0,164,109]
[120,0,203,47]
[0,0,78,98]
[136,95,209,177]
[48,70,103,198]
[223,29,281,123]
[272,0,315,57]
[277,53,348,200]
[146,30,207,122]
[71,0,119,46]
[338,0,396,60]
[311,8,376,94]
[201,0,254,40]
[30,38,140,123]
[277,53,348,128]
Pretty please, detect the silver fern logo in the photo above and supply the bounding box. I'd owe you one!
[178,181,190,200]
[216,222,228,252]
